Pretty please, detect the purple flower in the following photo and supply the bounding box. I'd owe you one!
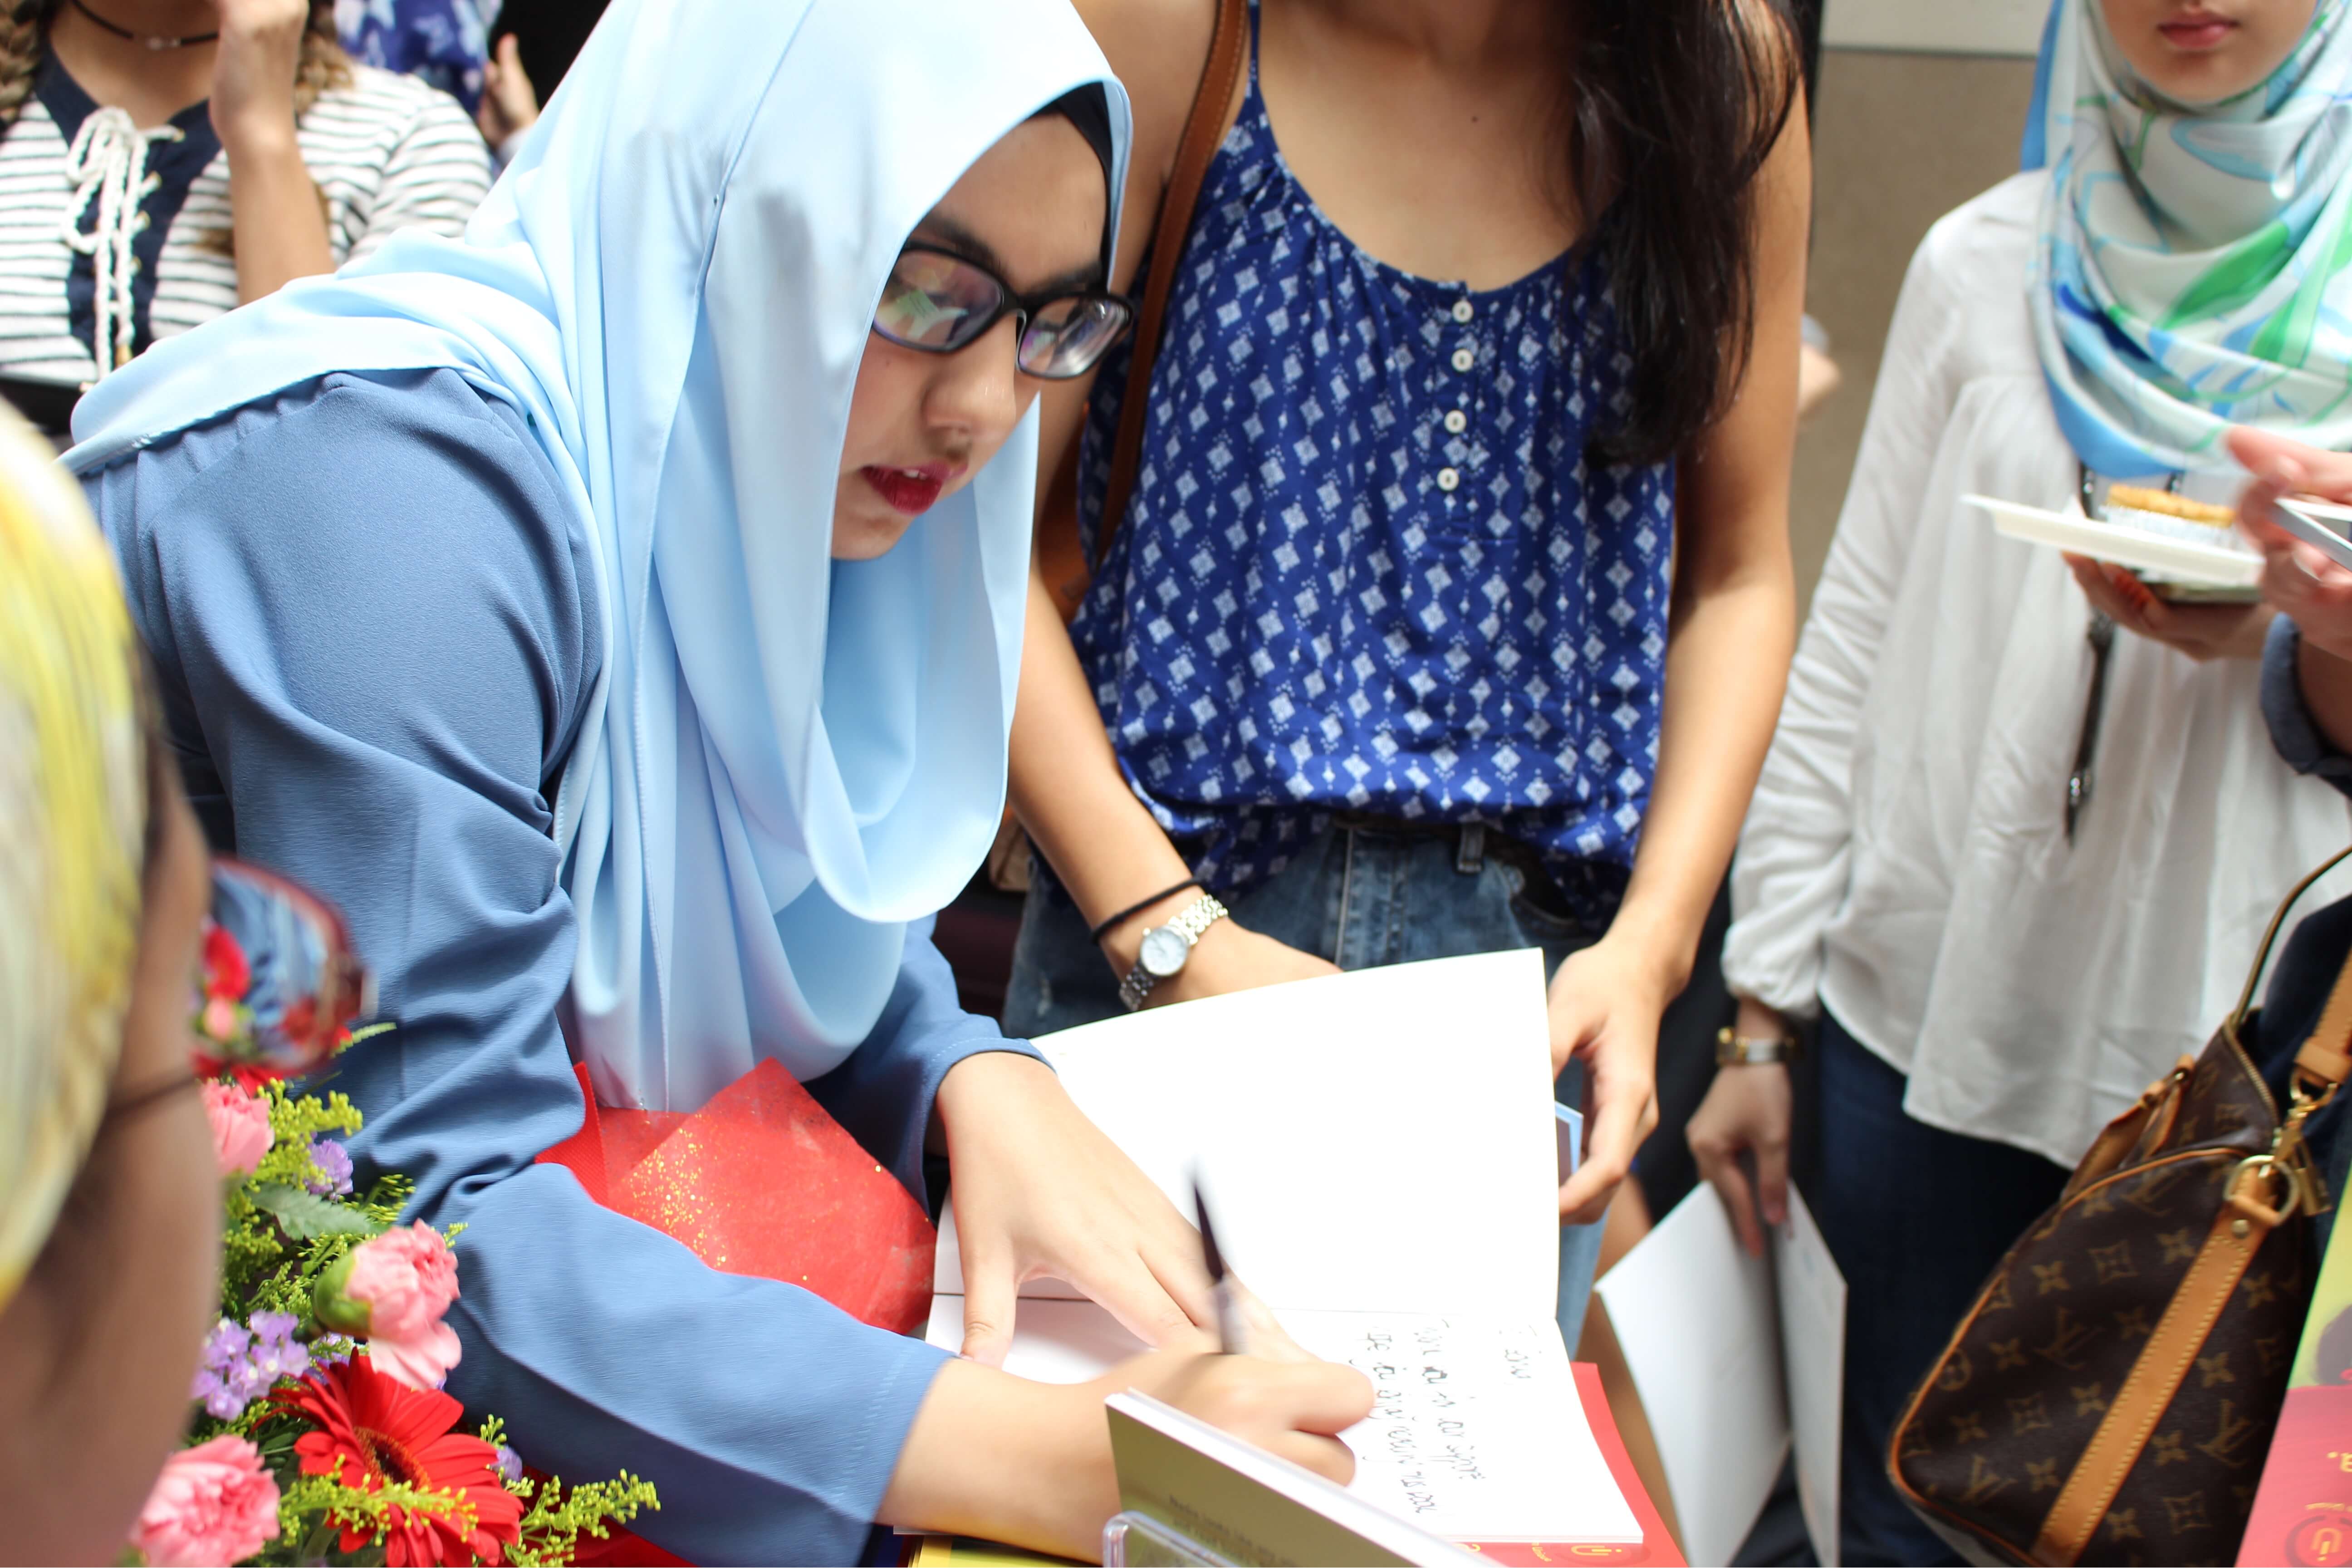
[191,1319,263,1420]
[188,1312,310,1420]
[495,1445,524,1485]
[248,1310,312,1383]
[304,1138,354,1197]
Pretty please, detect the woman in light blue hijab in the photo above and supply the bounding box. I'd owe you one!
[72,0,1368,1557]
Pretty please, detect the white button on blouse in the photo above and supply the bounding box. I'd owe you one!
[1443,409,1467,434]
[1450,299,1474,323]
[1450,347,1475,373]
[1436,466,1460,492]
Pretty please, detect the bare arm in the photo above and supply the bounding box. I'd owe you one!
[881,1349,1370,1559]
[211,0,333,302]
[1009,0,1334,988]
[1552,87,1810,1221]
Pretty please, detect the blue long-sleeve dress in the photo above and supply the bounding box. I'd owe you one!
[91,366,1036,1565]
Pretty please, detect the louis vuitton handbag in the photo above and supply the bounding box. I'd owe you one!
[1889,850,2352,1566]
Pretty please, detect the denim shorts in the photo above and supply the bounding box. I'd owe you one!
[1004,821,1616,1347]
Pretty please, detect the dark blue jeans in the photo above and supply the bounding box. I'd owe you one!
[1812,1011,2070,1568]
[1004,821,1613,1347]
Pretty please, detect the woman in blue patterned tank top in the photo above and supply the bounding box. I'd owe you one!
[1006,0,1813,1342]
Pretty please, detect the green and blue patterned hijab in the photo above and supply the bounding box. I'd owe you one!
[2024,0,2352,474]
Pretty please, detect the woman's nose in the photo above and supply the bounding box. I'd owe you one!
[925,315,1026,444]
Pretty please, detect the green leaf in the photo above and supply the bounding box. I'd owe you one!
[250,1184,388,1241]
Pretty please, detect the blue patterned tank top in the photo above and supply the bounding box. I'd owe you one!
[1068,5,1675,920]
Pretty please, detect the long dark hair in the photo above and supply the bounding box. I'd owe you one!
[1564,1,1801,468]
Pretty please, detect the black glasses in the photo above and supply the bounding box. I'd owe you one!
[872,243,1134,380]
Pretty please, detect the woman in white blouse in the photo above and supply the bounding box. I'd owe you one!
[1705,1,2352,1561]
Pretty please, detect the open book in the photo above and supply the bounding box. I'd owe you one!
[926,950,1643,1547]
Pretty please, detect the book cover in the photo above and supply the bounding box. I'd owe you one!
[2237,1211,2352,1566]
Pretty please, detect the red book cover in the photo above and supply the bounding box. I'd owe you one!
[1460,1363,1686,1568]
[2239,1215,2352,1566]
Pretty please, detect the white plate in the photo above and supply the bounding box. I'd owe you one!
[1963,493,2261,588]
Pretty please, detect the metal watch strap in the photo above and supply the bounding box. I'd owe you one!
[1118,894,1230,1011]
[1715,1026,1800,1066]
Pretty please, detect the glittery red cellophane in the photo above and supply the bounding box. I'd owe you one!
[537,1060,935,1335]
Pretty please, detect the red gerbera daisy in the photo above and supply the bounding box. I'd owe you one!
[274,1353,524,1565]
[202,921,251,1002]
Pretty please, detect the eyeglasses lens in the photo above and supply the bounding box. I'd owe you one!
[201,860,372,1077]
[875,251,1001,352]
[1018,296,1133,379]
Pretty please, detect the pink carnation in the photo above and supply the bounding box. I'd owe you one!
[130,1434,280,1567]
[345,1221,462,1391]
[201,1083,273,1177]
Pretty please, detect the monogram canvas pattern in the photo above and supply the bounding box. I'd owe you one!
[1066,4,1674,920]
[1896,1031,2312,1566]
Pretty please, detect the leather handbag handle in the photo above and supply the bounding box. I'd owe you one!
[1036,0,1249,624]
[1097,0,1249,572]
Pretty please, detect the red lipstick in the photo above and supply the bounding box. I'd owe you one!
[2158,10,2238,50]
[861,463,950,515]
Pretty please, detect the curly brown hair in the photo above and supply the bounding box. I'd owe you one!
[0,0,352,130]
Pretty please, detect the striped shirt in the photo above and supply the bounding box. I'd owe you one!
[0,51,489,384]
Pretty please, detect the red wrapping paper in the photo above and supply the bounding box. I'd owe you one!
[537,1059,936,1334]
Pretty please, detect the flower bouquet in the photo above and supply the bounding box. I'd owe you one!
[129,891,658,1567]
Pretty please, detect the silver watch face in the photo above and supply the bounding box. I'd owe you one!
[1138,924,1191,978]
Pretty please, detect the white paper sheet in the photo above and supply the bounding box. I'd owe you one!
[923,1297,1640,1544]
[1774,1187,1846,1568]
[935,950,1560,1320]
[1593,1184,1790,1568]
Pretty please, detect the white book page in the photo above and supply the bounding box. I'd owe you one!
[934,950,1560,1321]
[1594,1184,1790,1568]
[924,1298,1639,1545]
[1774,1186,1846,1568]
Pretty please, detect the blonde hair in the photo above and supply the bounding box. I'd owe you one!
[0,402,145,1308]
[0,0,353,131]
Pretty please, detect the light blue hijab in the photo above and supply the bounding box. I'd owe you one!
[2023,0,2352,474]
[65,0,1129,1112]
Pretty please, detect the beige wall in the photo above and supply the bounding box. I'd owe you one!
[1791,48,2038,609]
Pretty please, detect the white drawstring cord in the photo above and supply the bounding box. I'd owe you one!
[60,107,183,378]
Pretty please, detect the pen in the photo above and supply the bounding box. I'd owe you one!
[1192,1176,1251,1357]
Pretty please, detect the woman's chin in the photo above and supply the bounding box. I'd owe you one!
[829,507,920,561]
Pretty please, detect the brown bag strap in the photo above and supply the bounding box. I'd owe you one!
[2297,917,2352,1096]
[2031,1194,2270,1564]
[1038,0,1248,623]
[2231,842,2352,1025]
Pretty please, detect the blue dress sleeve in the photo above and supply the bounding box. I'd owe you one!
[2261,613,2352,801]
[92,368,1033,1565]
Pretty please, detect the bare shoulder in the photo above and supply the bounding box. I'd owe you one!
[1072,0,1218,184]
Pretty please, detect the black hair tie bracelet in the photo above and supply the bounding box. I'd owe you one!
[1087,876,1204,946]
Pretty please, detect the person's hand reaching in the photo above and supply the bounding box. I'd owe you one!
[1686,999,1793,1256]
[2062,554,2272,661]
[209,0,307,153]
[934,1052,1214,1365]
[476,33,540,152]
[1547,937,1664,1225]
[2231,426,2352,664]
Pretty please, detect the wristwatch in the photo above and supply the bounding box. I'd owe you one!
[1716,1026,1801,1067]
[1118,893,1230,1011]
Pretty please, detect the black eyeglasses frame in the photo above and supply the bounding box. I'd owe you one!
[872,242,1135,381]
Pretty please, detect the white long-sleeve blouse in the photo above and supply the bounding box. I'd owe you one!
[1723,171,2352,1168]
